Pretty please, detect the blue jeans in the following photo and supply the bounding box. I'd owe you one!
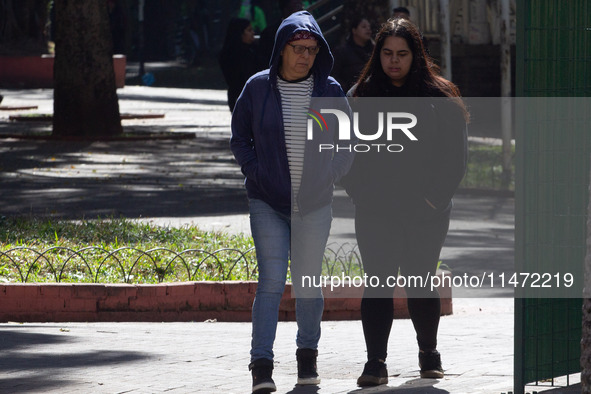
[249,198,332,362]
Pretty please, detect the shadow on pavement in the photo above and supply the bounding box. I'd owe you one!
[286,385,320,393]
[0,349,151,371]
[0,329,152,392]
[116,92,226,106]
[348,378,449,393]
[0,136,248,219]
[0,375,73,393]
[526,383,581,393]
[0,330,71,351]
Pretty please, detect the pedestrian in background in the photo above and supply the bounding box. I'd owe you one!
[238,0,267,34]
[392,6,429,53]
[219,18,263,112]
[331,16,374,92]
[258,0,303,68]
[342,17,468,387]
[230,10,354,394]
[392,6,411,19]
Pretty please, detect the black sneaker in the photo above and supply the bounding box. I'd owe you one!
[357,358,388,387]
[249,358,276,393]
[419,350,444,379]
[296,348,320,385]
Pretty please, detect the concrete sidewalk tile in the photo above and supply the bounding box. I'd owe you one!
[0,295,529,392]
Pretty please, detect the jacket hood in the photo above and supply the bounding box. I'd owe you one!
[269,11,333,87]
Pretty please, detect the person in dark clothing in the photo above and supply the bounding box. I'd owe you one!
[188,0,212,63]
[342,17,468,387]
[219,18,263,112]
[392,6,411,19]
[107,0,127,54]
[331,16,374,92]
[258,0,303,68]
[392,6,430,54]
[231,11,354,393]
[238,0,267,34]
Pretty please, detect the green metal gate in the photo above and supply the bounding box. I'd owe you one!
[515,0,591,392]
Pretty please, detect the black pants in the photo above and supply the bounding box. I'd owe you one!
[355,206,451,361]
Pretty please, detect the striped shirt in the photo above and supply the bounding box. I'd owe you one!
[277,74,314,212]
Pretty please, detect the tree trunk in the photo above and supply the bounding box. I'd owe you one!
[582,162,591,391]
[52,0,122,138]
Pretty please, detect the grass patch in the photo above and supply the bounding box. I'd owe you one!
[461,143,515,191]
[0,217,256,283]
[0,217,363,284]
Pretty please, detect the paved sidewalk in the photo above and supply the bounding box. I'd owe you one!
[0,87,581,393]
[0,298,580,393]
[0,299,513,393]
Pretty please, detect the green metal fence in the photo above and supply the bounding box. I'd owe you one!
[515,0,591,392]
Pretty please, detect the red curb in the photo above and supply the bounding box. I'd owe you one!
[0,105,38,111]
[0,277,453,322]
[8,113,165,122]
[0,132,196,141]
[0,55,126,89]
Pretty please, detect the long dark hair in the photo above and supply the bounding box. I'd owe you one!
[220,18,252,59]
[353,18,467,118]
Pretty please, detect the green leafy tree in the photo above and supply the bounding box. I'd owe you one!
[52,0,122,137]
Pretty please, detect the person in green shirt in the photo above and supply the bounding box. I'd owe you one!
[238,0,267,34]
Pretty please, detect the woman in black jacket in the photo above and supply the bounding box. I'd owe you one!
[219,18,263,112]
[343,17,468,387]
[331,16,374,92]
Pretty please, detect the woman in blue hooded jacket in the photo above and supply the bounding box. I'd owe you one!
[230,10,354,394]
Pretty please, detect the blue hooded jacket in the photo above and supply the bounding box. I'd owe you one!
[230,11,354,216]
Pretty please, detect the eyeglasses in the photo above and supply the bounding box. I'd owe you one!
[287,43,320,56]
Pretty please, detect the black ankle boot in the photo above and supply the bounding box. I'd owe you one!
[419,350,444,378]
[357,358,388,387]
[296,348,320,385]
[249,358,276,393]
